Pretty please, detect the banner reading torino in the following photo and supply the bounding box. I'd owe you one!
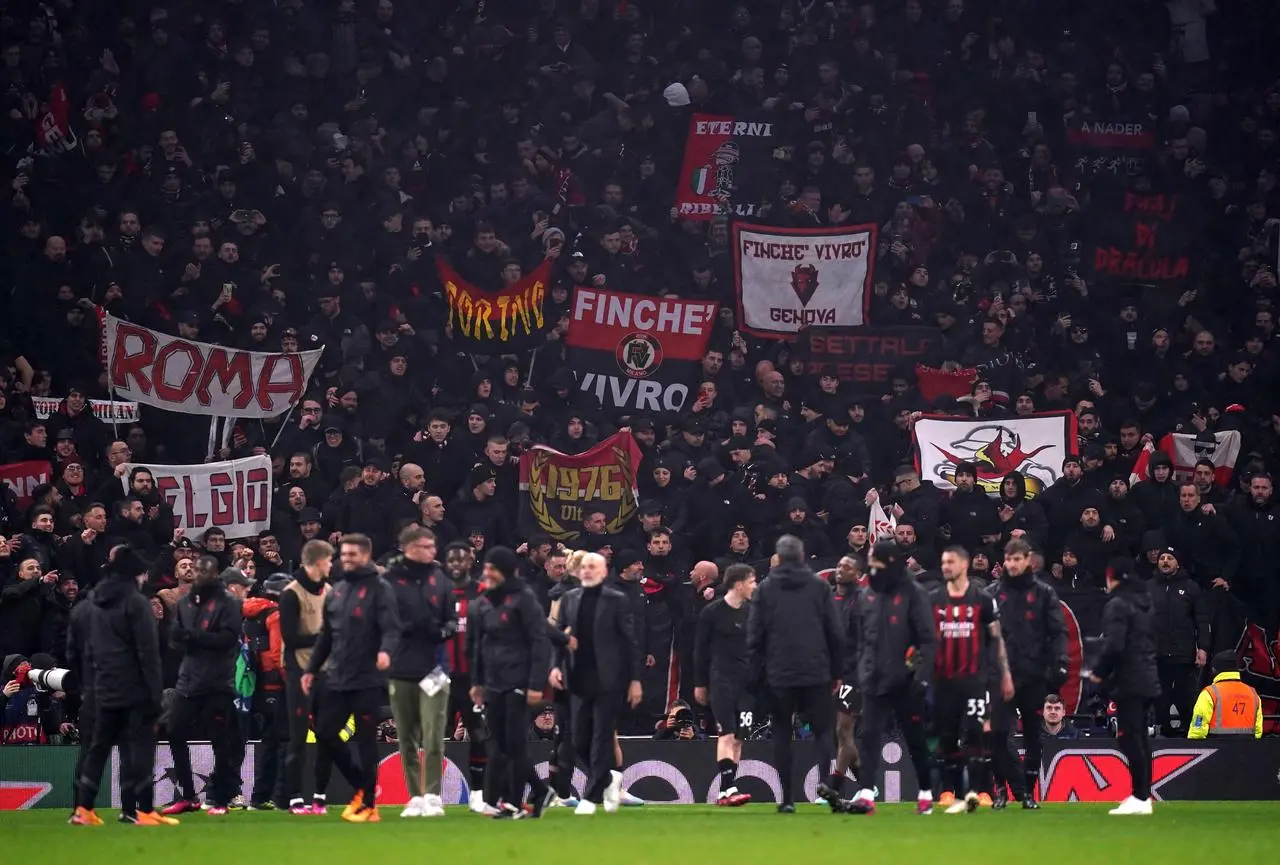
[104,314,322,417]
[566,288,718,412]
[121,456,272,540]
[734,223,876,337]
[518,431,641,543]
[436,258,552,352]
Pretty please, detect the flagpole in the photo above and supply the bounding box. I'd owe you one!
[206,416,219,462]
[268,404,297,451]
[524,347,540,388]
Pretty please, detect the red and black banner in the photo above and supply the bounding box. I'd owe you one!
[436,258,552,352]
[802,327,940,394]
[518,431,642,543]
[565,288,718,413]
[1066,117,1155,179]
[673,113,776,221]
[1087,191,1197,288]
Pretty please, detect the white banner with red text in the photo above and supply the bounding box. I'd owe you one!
[103,314,322,417]
[120,456,272,540]
[733,223,876,337]
[32,395,139,424]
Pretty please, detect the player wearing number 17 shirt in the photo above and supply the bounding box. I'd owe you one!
[930,547,1014,815]
[694,564,758,807]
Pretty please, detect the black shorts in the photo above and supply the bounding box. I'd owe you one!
[932,679,989,746]
[834,681,861,714]
[710,682,755,738]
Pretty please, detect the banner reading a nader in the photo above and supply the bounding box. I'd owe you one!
[566,288,717,412]
[437,258,552,353]
[104,314,322,417]
[518,431,642,543]
[674,113,776,220]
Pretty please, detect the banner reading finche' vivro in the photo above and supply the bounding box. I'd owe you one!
[518,431,641,543]
[674,114,775,220]
[566,288,718,412]
[121,456,271,540]
[734,223,876,338]
[437,258,551,352]
[104,314,321,417]
[913,411,1077,497]
[1087,191,1196,288]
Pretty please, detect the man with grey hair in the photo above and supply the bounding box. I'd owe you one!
[551,552,643,815]
[747,535,844,813]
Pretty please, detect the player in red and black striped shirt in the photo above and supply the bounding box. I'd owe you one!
[442,542,491,812]
[929,546,1014,814]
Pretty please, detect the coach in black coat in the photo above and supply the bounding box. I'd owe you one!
[552,552,643,807]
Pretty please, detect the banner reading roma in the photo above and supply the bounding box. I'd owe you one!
[104,314,322,417]
[803,327,939,392]
[1087,191,1197,288]
[734,223,876,338]
[0,461,53,508]
[566,288,717,412]
[913,411,1077,497]
[32,395,139,423]
[121,456,271,540]
[673,114,776,220]
[437,258,551,352]
[518,431,641,543]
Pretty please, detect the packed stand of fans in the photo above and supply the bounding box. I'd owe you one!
[2,0,1280,746]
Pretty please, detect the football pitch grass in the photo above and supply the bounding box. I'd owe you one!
[4,802,1278,865]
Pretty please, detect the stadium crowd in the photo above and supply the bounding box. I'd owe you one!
[1,0,1279,763]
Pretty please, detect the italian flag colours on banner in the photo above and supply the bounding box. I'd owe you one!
[1129,430,1242,487]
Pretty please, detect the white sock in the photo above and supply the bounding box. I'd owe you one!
[854,788,874,802]
[919,789,933,801]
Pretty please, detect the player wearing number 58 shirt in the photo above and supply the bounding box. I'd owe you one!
[930,547,1014,814]
[694,564,758,808]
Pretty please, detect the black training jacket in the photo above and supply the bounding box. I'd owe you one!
[851,571,935,697]
[1093,581,1160,699]
[1146,571,1210,664]
[746,562,844,689]
[308,565,401,691]
[988,573,1068,686]
[470,577,551,694]
[386,557,455,681]
[172,583,242,697]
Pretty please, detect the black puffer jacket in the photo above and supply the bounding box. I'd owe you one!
[172,582,242,697]
[746,561,844,689]
[1147,569,1210,663]
[470,577,551,694]
[308,565,402,691]
[1093,580,1160,699]
[88,573,163,712]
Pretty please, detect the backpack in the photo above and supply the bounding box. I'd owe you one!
[241,599,284,689]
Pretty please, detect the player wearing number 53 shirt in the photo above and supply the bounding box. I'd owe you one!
[930,547,1014,814]
[694,564,758,808]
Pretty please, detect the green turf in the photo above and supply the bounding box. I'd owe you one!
[4,803,1277,865]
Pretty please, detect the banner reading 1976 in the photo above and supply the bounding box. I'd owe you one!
[518,431,641,542]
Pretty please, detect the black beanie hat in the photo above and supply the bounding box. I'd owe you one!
[872,539,901,565]
[484,546,518,580]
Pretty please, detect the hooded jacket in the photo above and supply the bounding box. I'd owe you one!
[470,576,551,694]
[1093,579,1160,699]
[172,581,243,697]
[307,565,401,691]
[997,470,1048,545]
[1147,567,1210,663]
[1128,451,1180,529]
[747,561,844,689]
[87,572,163,711]
[848,560,935,697]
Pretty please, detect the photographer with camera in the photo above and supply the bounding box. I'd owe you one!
[0,652,70,744]
[653,700,702,741]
